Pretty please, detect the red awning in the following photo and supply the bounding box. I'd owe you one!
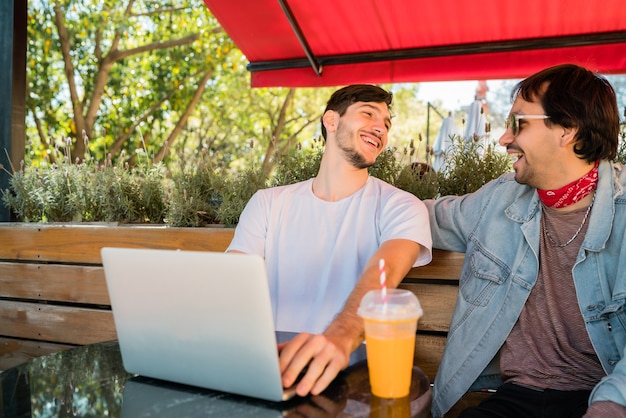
[203,0,626,88]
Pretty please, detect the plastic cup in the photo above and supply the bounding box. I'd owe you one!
[357,289,422,398]
[370,395,410,418]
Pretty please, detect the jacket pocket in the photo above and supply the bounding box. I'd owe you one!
[460,247,509,307]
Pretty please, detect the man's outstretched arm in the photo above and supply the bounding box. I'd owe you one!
[278,238,422,396]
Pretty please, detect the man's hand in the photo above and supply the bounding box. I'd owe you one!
[278,332,351,397]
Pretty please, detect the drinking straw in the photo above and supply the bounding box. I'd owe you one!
[379,258,387,303]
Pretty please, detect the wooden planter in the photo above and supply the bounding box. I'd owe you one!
[0,223,463,381]
[0,224,236,370]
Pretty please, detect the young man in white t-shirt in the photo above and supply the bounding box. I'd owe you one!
[228,84,432,397]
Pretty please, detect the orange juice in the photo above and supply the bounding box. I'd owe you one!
[357,289,422,399]
[364,319,416,398]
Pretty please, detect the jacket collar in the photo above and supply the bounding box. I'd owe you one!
[505,160,621,252]
[584,160,623,251]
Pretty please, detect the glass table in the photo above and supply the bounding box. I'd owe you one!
[0,340,431,417]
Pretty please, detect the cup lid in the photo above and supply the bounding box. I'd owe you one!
[357,289,423,320]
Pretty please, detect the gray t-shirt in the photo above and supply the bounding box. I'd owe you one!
[501,203,605,390]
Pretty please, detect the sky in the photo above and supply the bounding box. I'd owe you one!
[416,80,507,111]
[413,79,513,151]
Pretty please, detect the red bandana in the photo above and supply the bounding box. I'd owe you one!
[537,160,600,208]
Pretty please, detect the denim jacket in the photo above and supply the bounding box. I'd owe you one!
[425,160,626,418]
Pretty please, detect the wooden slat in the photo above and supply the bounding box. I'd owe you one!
[0,225,465,279]
[0,224,234,264]
[0,337,74,371]
[406,248,464,281]
[0,300,116,345]
[414,333,447,382]
[400,282,457,333]
[0,262,109,305]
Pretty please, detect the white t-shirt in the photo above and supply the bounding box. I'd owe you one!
[227,176,432,333]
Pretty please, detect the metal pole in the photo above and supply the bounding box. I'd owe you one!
[426,102,445,148]
[0,1,15,222]
[426,102,431,148]
[0,0,26,222]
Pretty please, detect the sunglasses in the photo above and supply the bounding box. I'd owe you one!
[505,114,550,136]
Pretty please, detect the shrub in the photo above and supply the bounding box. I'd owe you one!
[167,157,226,228]
[437,135,511,197]
[2,133,518,226]
[1,145,167,224]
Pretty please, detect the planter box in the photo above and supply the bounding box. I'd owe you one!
[0,223,463,381]
[0,223,235,264]
[0,224,236,371]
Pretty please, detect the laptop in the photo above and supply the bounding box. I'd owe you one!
[101,247,298,402]
[120,376,293,418]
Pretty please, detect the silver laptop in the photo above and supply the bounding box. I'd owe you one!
[101,247,296,402]
[121,377,291,418]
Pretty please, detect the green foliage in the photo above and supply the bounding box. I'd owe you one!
[395,164,440,200]
[26,1,441,180]
[437,135,512,197]
[89,160,167,224]
[367,148,404,185]
[1,145,167,224]
[269,142,324,187]
[138,166,168,224]
[26,0,232,164]
[17,0,617,231]
[216,168,267,227]
[167,152,226,227]
[168,147,267,228]
[2,163,45,222]
[3,133,514,225]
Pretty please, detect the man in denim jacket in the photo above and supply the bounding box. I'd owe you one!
[426,64,626,417]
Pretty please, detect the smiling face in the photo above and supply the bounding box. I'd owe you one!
[327,101,391,169]
[499,94,562,189]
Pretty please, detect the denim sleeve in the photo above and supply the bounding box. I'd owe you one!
[588,346,626,409]
[424,178,501,253]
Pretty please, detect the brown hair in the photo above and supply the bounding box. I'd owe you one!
[321,84,393,140]
[512,64,619,162]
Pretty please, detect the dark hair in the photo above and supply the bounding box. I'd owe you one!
[320,84,393,140]
[512,64,619,162]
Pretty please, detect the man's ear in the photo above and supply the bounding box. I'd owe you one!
[322,110,339,134]
[560,126,579,147]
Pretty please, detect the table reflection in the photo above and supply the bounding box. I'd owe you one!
[0,340,431,418]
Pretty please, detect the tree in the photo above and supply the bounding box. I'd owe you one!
[27,0,229,163]
[26,0,337,176]
[25,1,451,177]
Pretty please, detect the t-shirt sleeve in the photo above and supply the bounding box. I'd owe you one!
[225,190,268,257]
[381,190,433,267]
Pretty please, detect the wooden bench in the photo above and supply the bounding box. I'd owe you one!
[0,224,462,385]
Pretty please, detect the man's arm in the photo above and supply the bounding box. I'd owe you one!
[278,238,422,396]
